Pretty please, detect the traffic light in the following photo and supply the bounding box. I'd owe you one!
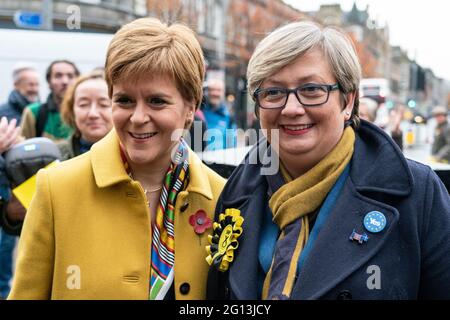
[408,99,416,108]
[385,100,394,109]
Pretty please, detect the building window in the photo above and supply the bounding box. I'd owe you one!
[196,0,206,34]
[212,0,222,38]
[206,0,214,36]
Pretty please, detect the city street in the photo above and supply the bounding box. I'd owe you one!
[1,0,450,302]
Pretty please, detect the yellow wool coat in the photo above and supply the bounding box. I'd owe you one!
[8,130,226,300]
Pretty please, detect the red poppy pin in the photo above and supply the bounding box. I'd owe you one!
[189,210,212,235]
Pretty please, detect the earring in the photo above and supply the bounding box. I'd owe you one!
[346,111,350,115]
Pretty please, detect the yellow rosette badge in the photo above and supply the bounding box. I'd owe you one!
[206,208,244,272]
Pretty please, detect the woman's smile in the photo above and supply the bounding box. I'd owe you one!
[128,131,158,140]
[280,124,315,135]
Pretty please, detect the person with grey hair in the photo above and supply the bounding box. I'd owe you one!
[0,65,39,122]
[206,20,450,300]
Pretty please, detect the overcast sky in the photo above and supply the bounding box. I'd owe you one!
[284,0,450,81]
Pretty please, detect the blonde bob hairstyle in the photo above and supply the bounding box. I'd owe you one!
[105,18,205,110]
[247,20,362,128]
[61,72,106,136]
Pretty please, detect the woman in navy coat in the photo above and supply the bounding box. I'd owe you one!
[206,21,450,300]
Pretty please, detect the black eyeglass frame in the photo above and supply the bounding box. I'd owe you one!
[253,83,341,109]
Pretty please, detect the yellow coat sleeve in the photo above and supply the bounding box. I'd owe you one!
[8,169,55,299]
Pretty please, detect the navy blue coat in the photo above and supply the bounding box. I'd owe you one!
[0,90,32,122]
[207,121,450,300]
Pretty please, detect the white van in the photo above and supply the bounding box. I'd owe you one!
[360,78,391,104]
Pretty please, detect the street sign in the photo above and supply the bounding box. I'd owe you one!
[13,11,43,29]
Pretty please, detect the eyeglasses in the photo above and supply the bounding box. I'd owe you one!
[253,83,340,109]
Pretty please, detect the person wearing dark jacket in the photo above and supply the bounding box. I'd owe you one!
[0,117,24,240]
[0,65,39,299]
[206,21,450,300]
[203,79,237,151]
[20,60,79,141]
[0,66,40,122]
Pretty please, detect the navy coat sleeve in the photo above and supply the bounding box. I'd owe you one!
[419,169,450,299]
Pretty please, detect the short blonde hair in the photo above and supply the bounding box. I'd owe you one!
[61,72,106,136]
[247,20,362,128]
[105,18,205,109]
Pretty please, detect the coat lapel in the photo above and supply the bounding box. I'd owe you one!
[227,203,263,299]
[224,190,270,299]
[90,129,131,188]
[291,177,400,299]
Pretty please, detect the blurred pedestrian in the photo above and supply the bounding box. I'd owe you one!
[430,105,450,163]
[388,104,404,150]
[0,63,39,299]
[359,98,403,150]
[0,116,21,300]
[358,97,377,122]
[206,20,450,300]
[59,72,112,159]
[203,78,237,150]
[374,102,389,129]
[0,64,40,123]
[9,17,225,300]
[20,60,79,141]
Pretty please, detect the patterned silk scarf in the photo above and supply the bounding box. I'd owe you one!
[120,140,190,300]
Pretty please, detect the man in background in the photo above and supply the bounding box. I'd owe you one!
[202,78,237,150]
[0,64,39,122]
[20,60,79,141]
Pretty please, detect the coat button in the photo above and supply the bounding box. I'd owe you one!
[337,290,352,300]
[180,202,189,212]
[180,282,190,295]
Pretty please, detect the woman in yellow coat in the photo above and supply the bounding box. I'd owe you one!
[9,18,225,300]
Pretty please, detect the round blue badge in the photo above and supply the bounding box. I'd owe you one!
[363,211,387,233]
